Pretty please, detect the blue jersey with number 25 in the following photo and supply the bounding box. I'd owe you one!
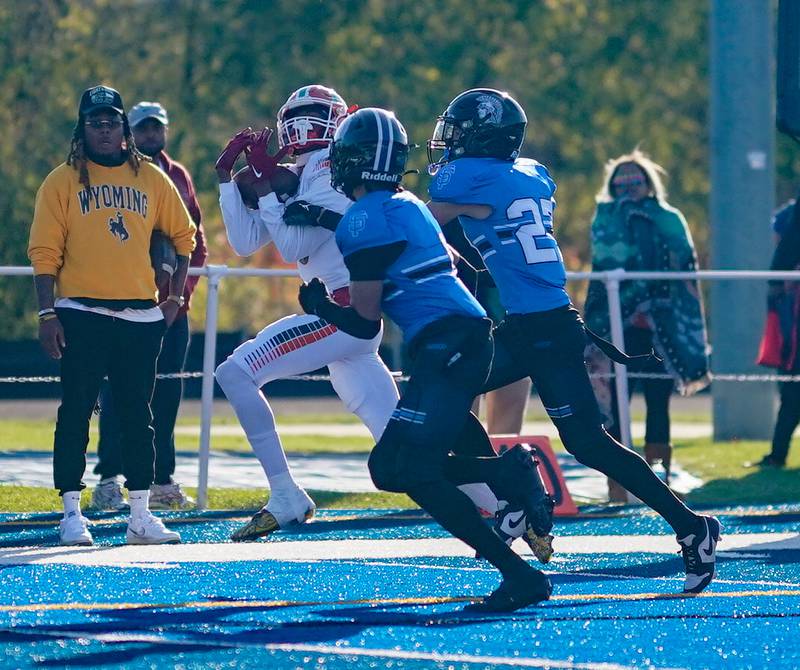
[429,157,570,315]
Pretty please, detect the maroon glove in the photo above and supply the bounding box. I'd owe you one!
[215,128,255,174]
[245,127,292,180]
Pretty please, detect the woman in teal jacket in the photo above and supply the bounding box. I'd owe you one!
[584,150,710,501]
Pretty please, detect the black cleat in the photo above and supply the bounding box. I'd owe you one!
[464,566,552,613]
[678,515,722,594]
[492,443,555,532]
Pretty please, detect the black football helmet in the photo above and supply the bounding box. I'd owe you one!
[427,88,527,174]
[330,108,409,200]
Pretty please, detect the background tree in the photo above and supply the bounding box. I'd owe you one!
[1,0,796,338]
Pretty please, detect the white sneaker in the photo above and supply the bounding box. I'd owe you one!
[90,477,129,511]
[126,511,181,545]
[149,482,194,510]
[59,512,93,546]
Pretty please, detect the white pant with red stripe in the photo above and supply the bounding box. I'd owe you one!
[226,312,398,441]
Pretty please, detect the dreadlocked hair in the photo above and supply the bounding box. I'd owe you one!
[66,117,149,189]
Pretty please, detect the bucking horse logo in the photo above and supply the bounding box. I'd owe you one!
[109,211,129,242]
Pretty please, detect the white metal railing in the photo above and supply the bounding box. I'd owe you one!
[4,265,800,508]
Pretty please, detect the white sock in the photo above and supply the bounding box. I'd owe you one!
[458,483,500,515]
[62,491,81,518]
[216,360,292,480]
[268,471,300,495]
[128,490,150,517]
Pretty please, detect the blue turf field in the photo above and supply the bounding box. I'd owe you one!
[0,505,798,669]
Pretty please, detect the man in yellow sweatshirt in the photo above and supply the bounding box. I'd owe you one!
[28,85,196,546]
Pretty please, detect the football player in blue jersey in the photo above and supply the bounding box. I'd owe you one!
[426,88,721,595]
[297,107,552,612]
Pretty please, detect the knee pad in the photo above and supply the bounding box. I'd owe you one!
[368,421,445,493]
[368,434,406,493]
[214,358,250,395]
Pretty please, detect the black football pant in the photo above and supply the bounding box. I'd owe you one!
[95,313,189,484]
[368,316,536,579]
[483,304,697,537]
[53,308,165,495]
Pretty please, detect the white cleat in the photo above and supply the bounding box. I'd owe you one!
[126,511,181,545]
[59,513,93,546]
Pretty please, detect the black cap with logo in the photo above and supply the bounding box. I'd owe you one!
[78,85,125,118]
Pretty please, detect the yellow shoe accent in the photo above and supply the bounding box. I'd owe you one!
[230,510,280,542]
[525,530,554,564]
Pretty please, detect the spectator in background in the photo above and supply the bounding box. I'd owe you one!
[583,149,710,502]
[28,85,195,545]
[92,102,208,509]
[751,199,799,468]
[443,221,531,434]
[91,101,207,511]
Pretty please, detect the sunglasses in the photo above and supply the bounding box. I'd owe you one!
[612,176,646,187]
[84,119,123,130]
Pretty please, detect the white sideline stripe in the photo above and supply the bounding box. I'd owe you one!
[6,628,676,670]
[0,533,796,566]
[263,643,678,670]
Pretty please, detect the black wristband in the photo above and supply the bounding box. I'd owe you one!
[317,209,342,231]
[315,298,380,339]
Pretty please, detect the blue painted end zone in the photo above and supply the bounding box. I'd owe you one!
[0,505,799,668]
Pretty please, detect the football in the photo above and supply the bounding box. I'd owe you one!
[233,165,299,207]
[149,229,177,294]
[233,166,260,209]
[270,165,300,200]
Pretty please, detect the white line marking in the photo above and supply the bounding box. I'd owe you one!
[0,533,797,566]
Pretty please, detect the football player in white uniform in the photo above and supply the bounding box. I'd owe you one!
[214,85,400,541]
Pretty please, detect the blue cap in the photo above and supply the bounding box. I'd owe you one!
[128,101,169,128]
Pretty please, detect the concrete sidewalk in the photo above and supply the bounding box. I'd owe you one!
[0,393,713,419]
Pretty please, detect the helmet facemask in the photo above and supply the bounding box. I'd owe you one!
[427,116,465,175]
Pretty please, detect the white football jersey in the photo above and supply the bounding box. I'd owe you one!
[218,147,352,290]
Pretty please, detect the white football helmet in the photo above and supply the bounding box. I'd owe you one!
[277,84,348,153]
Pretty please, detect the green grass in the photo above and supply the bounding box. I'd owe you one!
[675,438,800,505]
[3,415,800,511]
[0,486,413,513]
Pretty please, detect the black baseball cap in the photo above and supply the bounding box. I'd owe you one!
[79,85,125,117]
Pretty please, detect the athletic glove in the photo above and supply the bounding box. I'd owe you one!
[246,127,292,180]
[215,128,255,174]
[298,277,329,315]
[283,201,342,231]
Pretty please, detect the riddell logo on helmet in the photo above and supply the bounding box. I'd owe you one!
[361,171,399,182]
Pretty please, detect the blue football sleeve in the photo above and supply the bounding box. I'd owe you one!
[336,201,407,259]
